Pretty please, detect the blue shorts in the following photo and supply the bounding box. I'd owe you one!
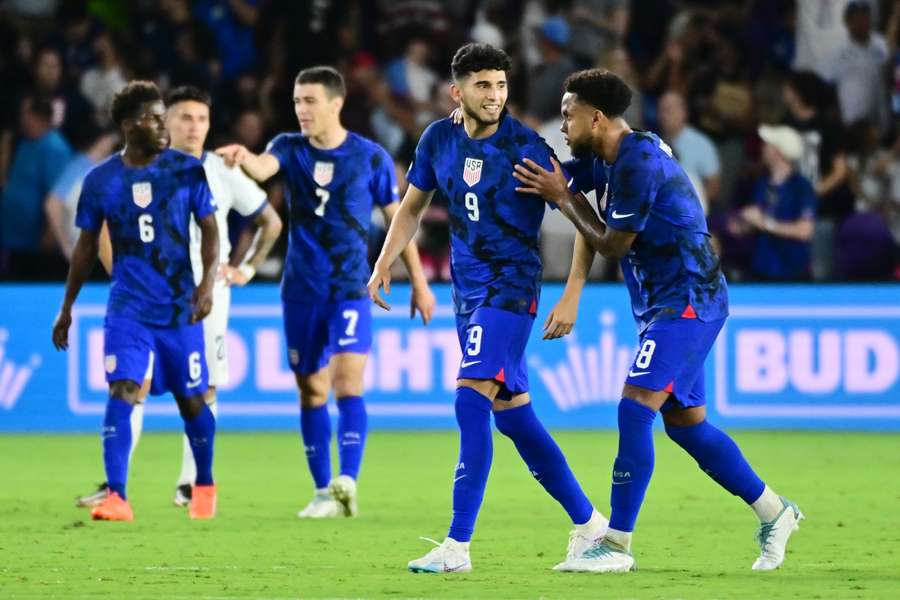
[456,306,534,399]
[283,298,372,375]
[624,316,726,412]
[103,316,207,398]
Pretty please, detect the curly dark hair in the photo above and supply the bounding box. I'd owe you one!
[167,85,211,107]
[110,80,162,126]
[564,69,632,118]
[451,43,512,81]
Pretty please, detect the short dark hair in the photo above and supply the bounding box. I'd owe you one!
[23,95,54,122]
[295,66,345,98]
[786,70,828,110]
[564,69,632,117]
[110,80,162,126]
[451,43,512,81]
[167,85,211,108]
[844,0,871,20]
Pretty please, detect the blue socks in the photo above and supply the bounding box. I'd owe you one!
[494,402,593,525]
[665,420,765,504]
[183,403,216,486]
[448,387,493,542]
[300,404,332,489]
[337,396,367,480]
[102,397,134,499]
[609,397,657,532]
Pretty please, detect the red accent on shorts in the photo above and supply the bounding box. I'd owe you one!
[681,305,697,319]
[664,381,674,393]
[529,298,538,315]
[495,368,506,383]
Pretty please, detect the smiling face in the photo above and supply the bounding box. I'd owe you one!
[451,69,507,127]
[166,100,210,155]
[293,82,343,138]
[560,92,599,159]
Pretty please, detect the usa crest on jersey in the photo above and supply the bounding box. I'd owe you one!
[313,161,334,187]
[132,182,152,208]
[463,158,483,187]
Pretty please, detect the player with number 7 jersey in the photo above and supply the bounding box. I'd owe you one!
[216,66,435,520]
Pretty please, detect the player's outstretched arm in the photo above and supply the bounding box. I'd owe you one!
[215,144,281,183]
[226,204,283,285]
[192,213,219,323]
[382,201,436,324]
[368,184,434,312]
[52,228,101,350]
[513,157,636,259]
[544,231,595,340]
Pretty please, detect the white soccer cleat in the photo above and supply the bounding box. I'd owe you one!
[297,491,342,519]
[408,537,472,573]
[553,518,610,570]
[553,539,636,573]
[327,475,358,517]
[752,497,804,571]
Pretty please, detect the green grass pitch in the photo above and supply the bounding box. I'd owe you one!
[2,430,898,599]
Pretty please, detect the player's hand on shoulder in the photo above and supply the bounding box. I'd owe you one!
[449,108,463,125]
[367,263,392,312]
[410,282,436,325]
[215,144,249,168]
[513,157,569,204]
[191,283,214,323]
[51,309,72,350]
[543,293,579,340]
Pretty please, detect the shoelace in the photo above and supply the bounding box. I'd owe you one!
[581,541,623,560]
[755,521,778,554]
[418,536,445,559]
[566,530,590,558]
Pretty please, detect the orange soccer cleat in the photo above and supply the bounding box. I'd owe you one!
[90,491,134,521]
[189,484,217,520]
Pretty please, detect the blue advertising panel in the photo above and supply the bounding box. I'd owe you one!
[1,284,898,431]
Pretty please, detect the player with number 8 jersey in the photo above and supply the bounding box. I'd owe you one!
[216,66,434,520]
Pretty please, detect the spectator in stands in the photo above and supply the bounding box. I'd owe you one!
[384,38,439,125]
[193,0,259,81]
[525,16,575,126]
[44,123,117,262]
[568,0,630,69]
[794,0,853,75]
[658,90,720,212]
[783,70,854,280]
[822,1,890,136]
[0,96,73,279]
[79,32,127,127]
[731,125,816,281]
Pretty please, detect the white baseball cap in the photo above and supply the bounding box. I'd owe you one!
[758,125,804,162]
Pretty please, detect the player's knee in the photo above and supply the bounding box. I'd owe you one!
[296,373,328,407]
[109,380,142,404]
[176,394,206,420]
[203,386,217,406]
[662,406,706,430]
[331,373,362,398]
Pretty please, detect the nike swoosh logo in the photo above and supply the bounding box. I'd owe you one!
[337,338,358,347]
[567,177,574,188]
[186,379,202,388]
[460,360,481,368]
[628,370,650,377]
[611,481,631,485]
[453,475,466,483]
[612,210,635,219]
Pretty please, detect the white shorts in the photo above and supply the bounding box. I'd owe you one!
[203,281,231,387]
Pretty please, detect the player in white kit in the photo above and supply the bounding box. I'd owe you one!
[76,86,283,507]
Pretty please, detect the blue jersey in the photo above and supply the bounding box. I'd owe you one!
[567,131,728,329]
[75,149,216,327]
[406,115,553,315]
[266,132,399,302]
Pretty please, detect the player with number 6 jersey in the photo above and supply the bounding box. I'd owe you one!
[369,43,607,574]
[51,81,220,521]
[216,66,435,520]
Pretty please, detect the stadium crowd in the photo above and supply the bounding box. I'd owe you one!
[1,0,898,283]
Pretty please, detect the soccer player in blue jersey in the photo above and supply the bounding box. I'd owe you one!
[369,43,608,574]
[51,81,220,521]
[216,66,435,519]
[513,69,803,572]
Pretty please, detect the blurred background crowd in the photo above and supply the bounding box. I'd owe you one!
[1,0,899,283]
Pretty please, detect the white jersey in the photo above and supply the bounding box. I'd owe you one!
[190,151,267,284]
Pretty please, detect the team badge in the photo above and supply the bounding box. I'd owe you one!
[132,182,153,208]
[104,355,117,374]
[463,158,483,187]
[313,162,334,187]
